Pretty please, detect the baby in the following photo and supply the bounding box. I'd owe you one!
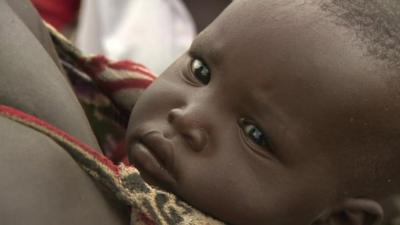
[126,0,400,225]
[2,0,400,224]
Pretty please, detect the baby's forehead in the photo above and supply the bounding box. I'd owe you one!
[202,0,399,69]
[194,3,363,79]
[193,0,399,93]
[195,1,344,62]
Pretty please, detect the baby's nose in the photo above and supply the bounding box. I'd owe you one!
[167,108,208,152]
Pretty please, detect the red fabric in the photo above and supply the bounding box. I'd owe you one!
[79,55,155,93]
[109,60,157,80]
[109,140,128,164]
[139,212,157,225]
[31,0,80,30]
[83,55,109,75]
[84,55,157,80]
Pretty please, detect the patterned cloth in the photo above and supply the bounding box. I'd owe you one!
[0,105,224,225]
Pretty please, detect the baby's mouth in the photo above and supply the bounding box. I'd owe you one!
[128,130,177,190]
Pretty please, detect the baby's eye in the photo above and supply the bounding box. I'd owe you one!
[240,119,270,149]
[190,59,211,85]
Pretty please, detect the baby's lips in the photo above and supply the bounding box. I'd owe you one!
[128,138,176,190]
[140,130,175,172]
[128,128,179,185]
[125,125,151,161]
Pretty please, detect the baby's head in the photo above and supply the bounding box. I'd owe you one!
[126,0,400,224]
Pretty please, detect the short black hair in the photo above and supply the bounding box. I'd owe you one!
[320,0,400,69]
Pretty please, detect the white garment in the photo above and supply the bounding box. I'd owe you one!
[75,0,196,74]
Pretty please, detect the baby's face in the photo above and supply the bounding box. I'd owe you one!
[127,1,397,224]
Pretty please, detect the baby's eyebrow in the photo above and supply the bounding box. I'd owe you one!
[189,37,223,67]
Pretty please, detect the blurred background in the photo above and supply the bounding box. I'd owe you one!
[31,0,231,74]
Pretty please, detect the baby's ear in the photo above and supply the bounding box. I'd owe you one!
[313,198,383,225]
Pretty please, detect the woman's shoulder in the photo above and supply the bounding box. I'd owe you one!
[0,116,129,225]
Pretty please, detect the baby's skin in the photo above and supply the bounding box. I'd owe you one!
[126,0,400,225]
